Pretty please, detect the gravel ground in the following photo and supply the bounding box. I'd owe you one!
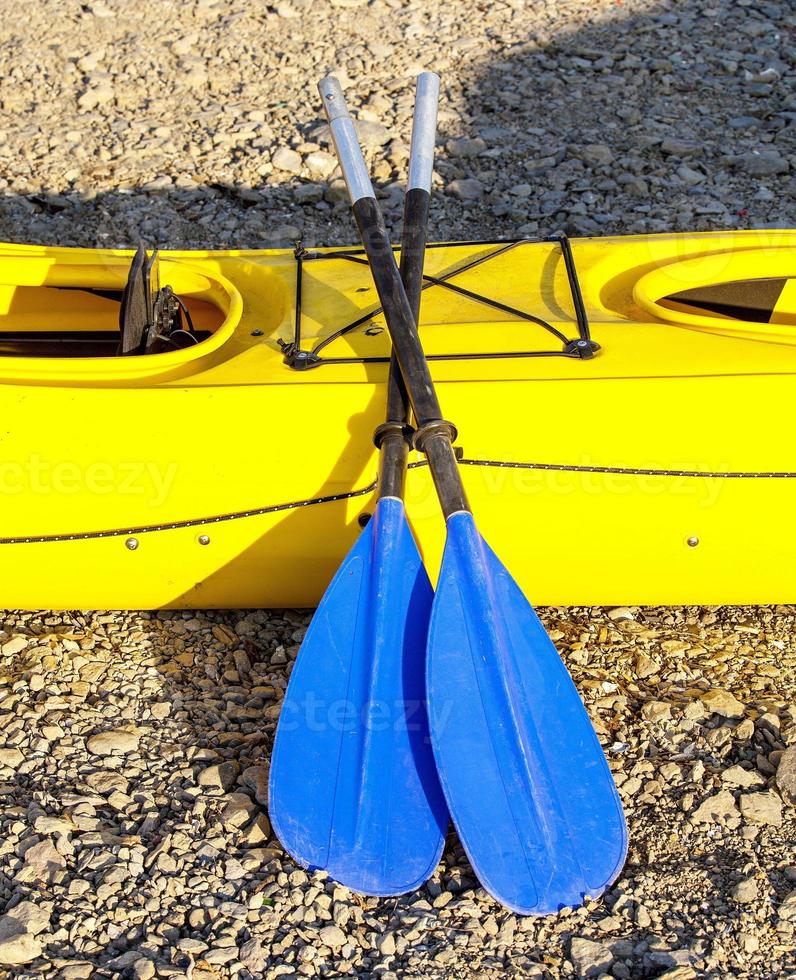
[0,0,795,977]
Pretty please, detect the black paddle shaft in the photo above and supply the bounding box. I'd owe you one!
[377,187,431,500]
[320,75,469,518]
[354,195,469,518]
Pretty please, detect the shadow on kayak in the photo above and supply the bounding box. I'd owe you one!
[166,382,385,610]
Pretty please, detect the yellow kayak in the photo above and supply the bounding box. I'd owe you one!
[1,228,795,609]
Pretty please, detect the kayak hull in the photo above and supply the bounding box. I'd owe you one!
[1,230,795,607]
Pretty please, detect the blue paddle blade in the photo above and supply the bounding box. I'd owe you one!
[427,512,627,915]
[269,495,449,895]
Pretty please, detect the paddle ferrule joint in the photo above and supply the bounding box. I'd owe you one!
[374,420,415,450]
[413,418,458,452]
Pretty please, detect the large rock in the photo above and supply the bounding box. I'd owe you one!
[1,635,28,655]
[737,151,790,176]
[198,760,240,791]
[739,791,783,826]
[0,748,24,769]
[0,901,50,938]
[699,689,745,718]
[775,744,796,803]
[86,728,142,756]
[15,841,66,884]
[722,765,765,789]
[692,789,740,824]
[241,765,268,804]
[569,937,613,977]
[0,933,43,966]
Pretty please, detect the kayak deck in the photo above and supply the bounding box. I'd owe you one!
[1,228,795,382]
[0,229,795,608]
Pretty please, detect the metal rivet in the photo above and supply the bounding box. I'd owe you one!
[687,536,699,548]
[125,537,139,551]
[251,329,263,337]
[198,534,211,546]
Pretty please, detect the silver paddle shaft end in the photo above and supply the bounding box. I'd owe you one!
[407,72,440,193]
[318,75,374,205]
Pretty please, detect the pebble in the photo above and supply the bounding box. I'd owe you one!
[239,938,268,972]
[779,891,796,920]
[131,958,156,980]
[0,901,51,937]
[641,701,672,723]
[446,137,487,158]
[355,119,390,148]
[579,144,614,167]
[634,652,659,677]
[319,924,347,950]
[446,178,484,201]
[304,150,337,179]
[271,147,303,173]
[661,138,704,157]
[731,877,759,903]
[607,607,635,621]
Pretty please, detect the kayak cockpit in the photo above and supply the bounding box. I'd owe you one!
[0,244,230,359]
[632,248,796,340]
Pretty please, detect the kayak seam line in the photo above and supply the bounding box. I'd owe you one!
[1,457,793,545]
[454,459,796,478]
[0,482,378,545]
